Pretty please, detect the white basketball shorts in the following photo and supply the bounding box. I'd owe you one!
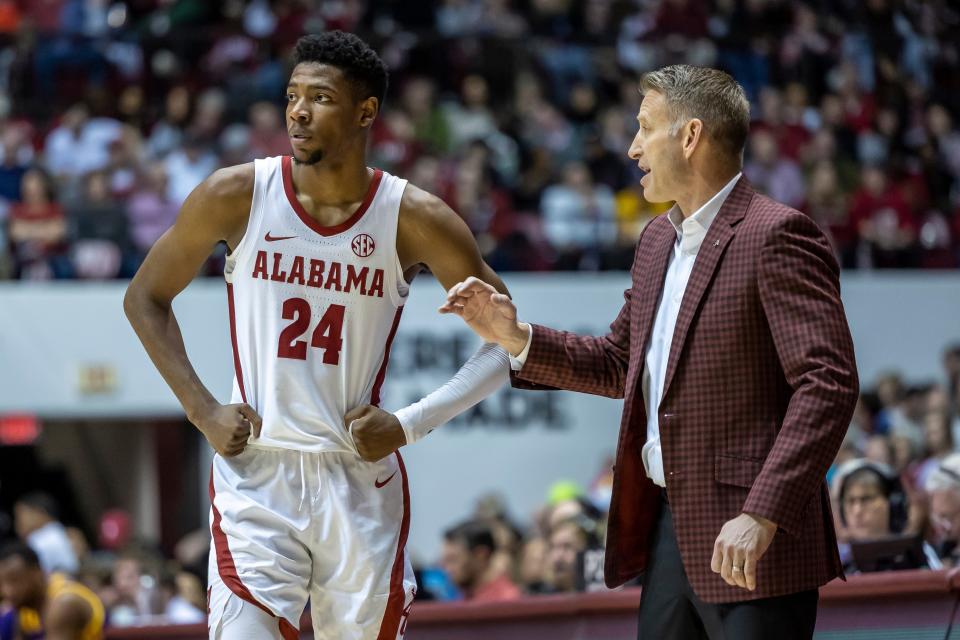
[206,446,416,640]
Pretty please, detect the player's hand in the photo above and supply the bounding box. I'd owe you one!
[346,405,407,462]
[438,276,529,356]
[193,403,262,457]
[710,512,777,591]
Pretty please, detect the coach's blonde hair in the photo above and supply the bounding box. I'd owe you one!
[640,65,750,160]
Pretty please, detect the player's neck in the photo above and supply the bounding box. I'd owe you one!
[290,149,372,207]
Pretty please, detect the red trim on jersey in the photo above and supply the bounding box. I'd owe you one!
[282,155,383,237]
[370,306,404,407]
[376,452,412,640]
[208,469,299,640]
[226,283,247,403]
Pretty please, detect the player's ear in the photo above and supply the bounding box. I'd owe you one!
[358,97,379,128]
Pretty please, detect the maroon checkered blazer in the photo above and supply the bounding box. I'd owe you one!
[513,177,858,603]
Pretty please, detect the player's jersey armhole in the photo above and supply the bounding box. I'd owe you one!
[224,157,270,284]
[389,180,412,306]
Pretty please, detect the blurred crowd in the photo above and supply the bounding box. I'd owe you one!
[0,493,207,628]
[0,0,959,279]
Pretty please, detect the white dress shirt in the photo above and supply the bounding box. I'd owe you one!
[510,173,742,487]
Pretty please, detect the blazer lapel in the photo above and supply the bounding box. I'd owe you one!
[660,178,754,402]
[629,216,676,425]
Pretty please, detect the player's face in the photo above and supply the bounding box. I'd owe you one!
[285,63,377,166]
[0,557,43,608]
[628,90,684,204]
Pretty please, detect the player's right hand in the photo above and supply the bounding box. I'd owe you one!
[438,277,529,355]
[194,403,262,457]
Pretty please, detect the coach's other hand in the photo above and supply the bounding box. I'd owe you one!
[438,276,529,356]
[346,405,407,462]
[195,403,262,457]
[711,512,777,591]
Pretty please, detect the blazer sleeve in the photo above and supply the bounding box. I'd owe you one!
[510,286,632,399]
[742,211,859,536]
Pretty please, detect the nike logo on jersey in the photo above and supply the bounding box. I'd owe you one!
[265,231,298,242]
[375,471,397,489]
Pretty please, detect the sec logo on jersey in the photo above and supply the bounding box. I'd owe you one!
[352,234,375,258]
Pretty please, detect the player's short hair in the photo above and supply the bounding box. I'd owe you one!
[0,541,41,568]
[444,520,496,554]
[15,491,60,520]
[293,31,388,106]
[640,64,750,159]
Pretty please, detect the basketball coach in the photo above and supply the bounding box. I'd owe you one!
[440,65,859,639]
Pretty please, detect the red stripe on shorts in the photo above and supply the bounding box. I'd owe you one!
[376,452,412,640]
[370,307,404,407]
[208,468,299,639]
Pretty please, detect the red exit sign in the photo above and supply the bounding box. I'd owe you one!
[0,414,40,445]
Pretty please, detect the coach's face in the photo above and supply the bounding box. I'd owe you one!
[628,90,685,204]
[286,63,377,166]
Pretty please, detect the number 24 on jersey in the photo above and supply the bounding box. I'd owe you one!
[277,298,344,364]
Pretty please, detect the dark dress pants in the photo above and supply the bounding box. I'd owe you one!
[637,496,819,640]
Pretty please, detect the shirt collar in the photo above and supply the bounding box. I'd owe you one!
[667,172,742,255]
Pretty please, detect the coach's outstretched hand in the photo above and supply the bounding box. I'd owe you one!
[439,276,529,356]
[346,405,407,462]
[195,403,262,457]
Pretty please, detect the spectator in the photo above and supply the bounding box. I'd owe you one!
[540,161,617,269]
[68,170,133,279]
[158,566,205,624]
[926,453,960,567]
[12,492,79,575]
[848,166,917,268]
[163,134,218,207]
[106,552,165,627]
[0,542,105,639]
[546,517,599,593]
[0,122,32,203]
[42,104,121,185]
[126,161,181,260]
[744,128,806,210]
[518,535,550,594]
[916,409,957,491]
[804,161,855,266]
[247,101,289,158]
[7,168,71,279]
[146,86,191,160]
[400,77,451,155]
[440,519,521,603]
[832,460,940,572]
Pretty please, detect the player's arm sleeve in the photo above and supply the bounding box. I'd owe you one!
[394,342,510,444]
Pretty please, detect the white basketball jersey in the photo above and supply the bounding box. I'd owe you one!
[224,156,409,452]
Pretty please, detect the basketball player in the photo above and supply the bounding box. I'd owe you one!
[0,542,105,640]
[124,32,512,640]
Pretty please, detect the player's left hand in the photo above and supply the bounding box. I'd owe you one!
[345,405,407,462]
[710,512,777,591]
